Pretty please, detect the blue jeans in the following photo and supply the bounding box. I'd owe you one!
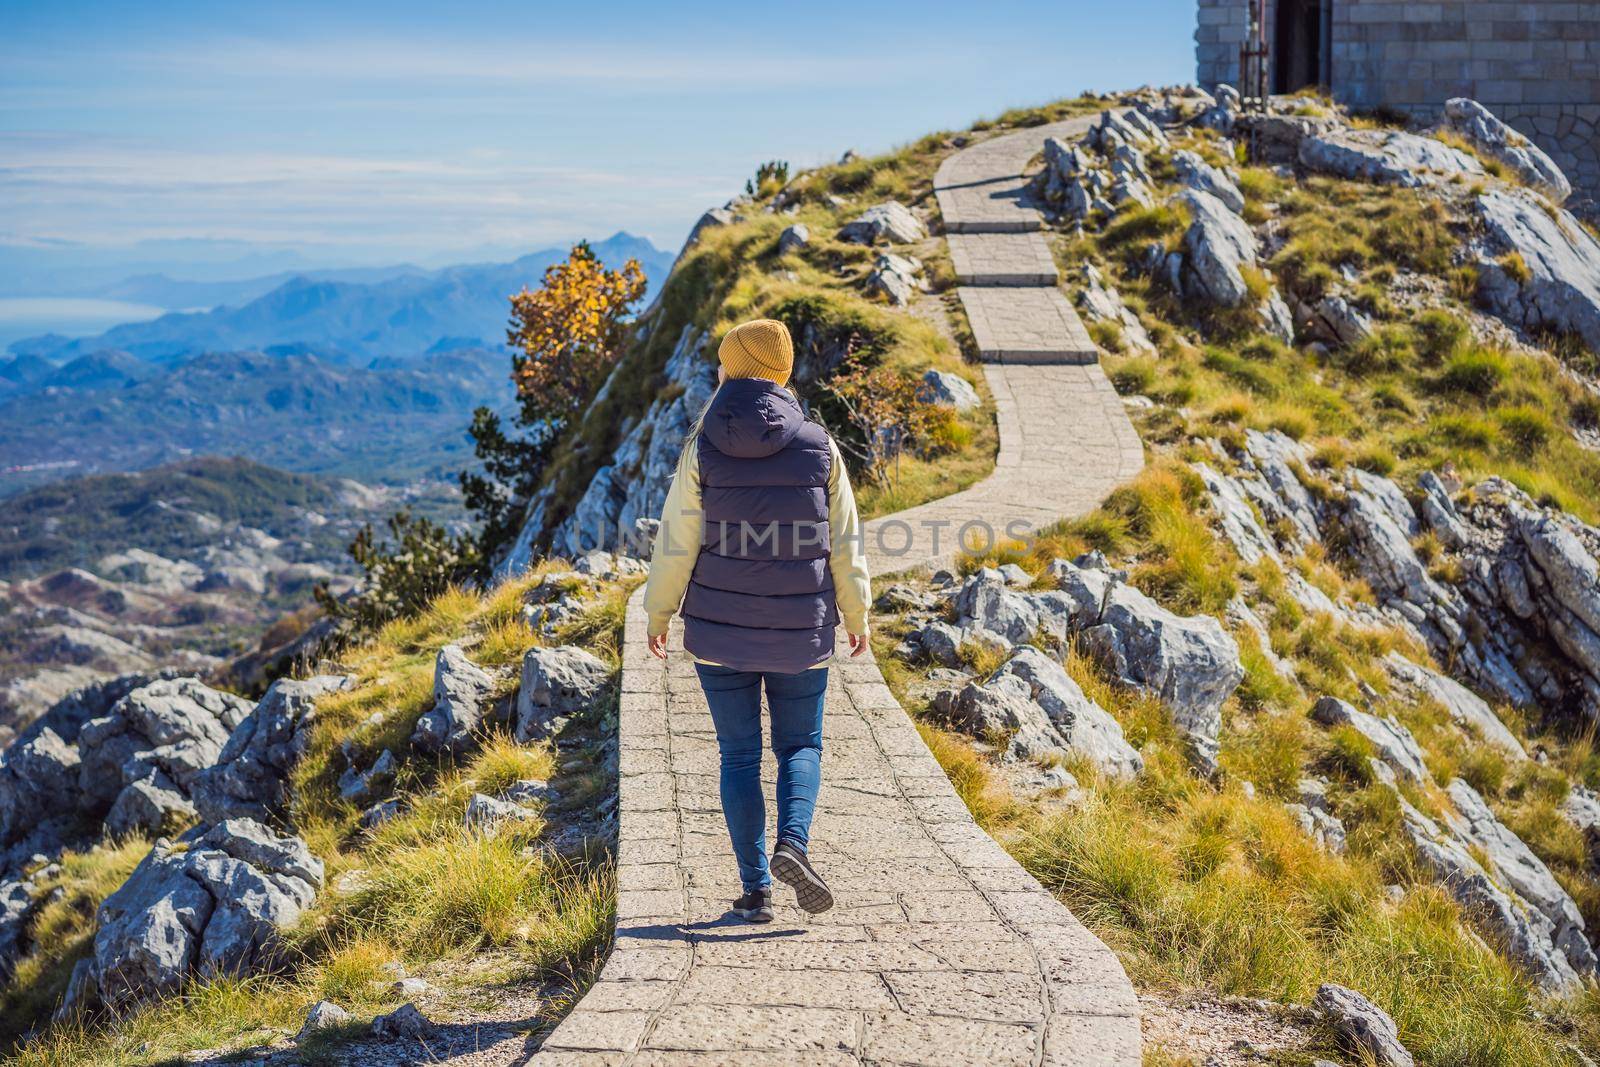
[694,663,827,892]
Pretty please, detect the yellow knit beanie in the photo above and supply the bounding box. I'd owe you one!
[718,318,794,387]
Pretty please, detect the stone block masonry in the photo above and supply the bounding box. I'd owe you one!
[1195,0,1600,211]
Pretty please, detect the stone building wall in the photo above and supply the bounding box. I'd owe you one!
[1195,0,1600,208]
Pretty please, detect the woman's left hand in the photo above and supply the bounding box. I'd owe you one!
[647,633,668,660]
[847,631,869,657]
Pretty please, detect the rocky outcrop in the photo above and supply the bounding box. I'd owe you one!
[1440,98,1571,203]
[515,646,612,742]
[67,818,323,1012]
[410,644,498,754]
[1471,189,1600,353]
[1443,778,1595,975]
[837,201,926,245]
[777,223,810,254]
[73,678,253,836]
[1171,149,1243,214]
[1173,189,1293,342]
[1398,794,1585,991]
[1313,984,1413,1067]
[1310,695,1429,785]
[1074,264,1155,354]
[1298,128,1482,188]
[1384,652,1524,758]
[1193,434,1600,732]
[1285,778,1346,854]
[191,675,350,825]
[1079,568,1244,776]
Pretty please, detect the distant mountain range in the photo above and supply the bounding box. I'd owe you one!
[0,348,513,496]
[6,232,673,365]
[0,232,675,497]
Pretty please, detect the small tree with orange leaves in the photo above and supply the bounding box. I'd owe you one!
[462,242,647,560]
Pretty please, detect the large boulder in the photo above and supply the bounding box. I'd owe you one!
[191,675,350,825]
[410,644,497,754]
[1298,128,1482,187]
[516,646,612,742]
[837,201,926,245]
[75,818,322,1012]
[1440,98,1571,202]
[75,678,253,831]
[1083,581,1243,776]
[934,676,1071,764]
[952,567,1085,646]
[1175,189,1295,342]
[1471,189,1600,353]
[1310,696,1429,786]
[987,647,1143,778]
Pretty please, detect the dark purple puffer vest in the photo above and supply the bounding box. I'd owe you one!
[681,378,837,673]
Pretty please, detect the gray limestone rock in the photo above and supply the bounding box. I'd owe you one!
[916,369,980,411]
[1441,98,1571,203]
[1194,462,1279,566]
[191,675,351,825]
[1310,696,1429,785]
[867,252,922,306]
[1179,188,1261,307]
[1298,128,1482,188]
[1172,149,1244,214]
[410,644,497,754]
[515,646,612,742]
[1444,778,1595,975]
[1313,983,1413,1067]
[1286,778,1346,854]
[298,999,352,1040]
[463,792,538,833]
[837,201,926,245]
[1074,264,1155,354]
[337,748,397,806]
[1472,188,1600,354]
[77,818,323,1012]
[934,676,1071,764]
[1083,581,1244,776]
[76,678,252,816]
[1398,796,1582,992]
[777,223,810,254]
[1308,293,1374,347]
[372,1002,434,1039]
[106,772,197,839]
[1384,653,1524,759]
[987,647,1143,779]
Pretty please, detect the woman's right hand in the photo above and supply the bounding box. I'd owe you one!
[647,633,668,660]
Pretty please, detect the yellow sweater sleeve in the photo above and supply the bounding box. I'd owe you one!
[642,443,702,637]
[827,437,872,634]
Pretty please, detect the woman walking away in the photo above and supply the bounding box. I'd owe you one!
[642,318,871,924]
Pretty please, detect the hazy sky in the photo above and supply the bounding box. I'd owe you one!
[2,0,1196,268]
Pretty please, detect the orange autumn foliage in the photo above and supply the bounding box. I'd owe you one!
[507,242,647,424]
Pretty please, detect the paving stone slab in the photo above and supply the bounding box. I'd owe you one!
[948,231,1059,285]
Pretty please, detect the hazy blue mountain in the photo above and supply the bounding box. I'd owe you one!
[0,348,513,497]
[37,351,155,391]
[11,233,674,364]
[89,263,431,311]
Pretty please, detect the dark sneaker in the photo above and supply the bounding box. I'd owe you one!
[731,887,773,923]
[770,839,834,914]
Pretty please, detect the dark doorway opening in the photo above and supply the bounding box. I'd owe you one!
[1273,0,1329,94]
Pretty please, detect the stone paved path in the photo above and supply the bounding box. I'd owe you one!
[531,117,1144,1066]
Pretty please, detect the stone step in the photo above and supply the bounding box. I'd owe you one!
[958,286,1098,364]
[948,232,1059,286]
